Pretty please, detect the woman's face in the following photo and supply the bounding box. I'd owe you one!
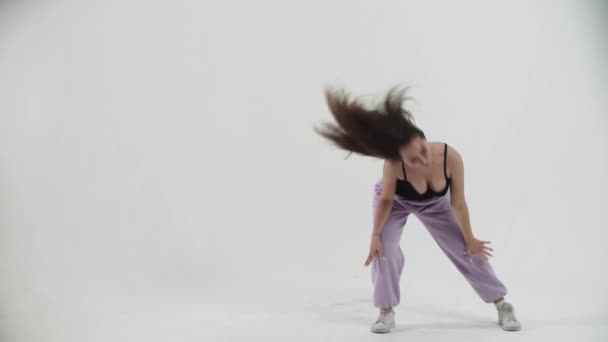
[400,136,431,168]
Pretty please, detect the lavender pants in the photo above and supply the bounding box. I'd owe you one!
[371,178,507,308]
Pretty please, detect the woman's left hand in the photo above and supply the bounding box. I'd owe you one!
[464,237,494,262]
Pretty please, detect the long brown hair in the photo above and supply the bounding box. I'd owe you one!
[313,84,425,161]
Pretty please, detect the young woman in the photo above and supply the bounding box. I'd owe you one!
[314,85,521,333]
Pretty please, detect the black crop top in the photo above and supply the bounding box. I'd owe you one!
[395,142,451,200]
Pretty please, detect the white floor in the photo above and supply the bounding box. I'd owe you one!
[3,273,607,342]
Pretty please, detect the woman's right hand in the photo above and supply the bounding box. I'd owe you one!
[364,235,384,266]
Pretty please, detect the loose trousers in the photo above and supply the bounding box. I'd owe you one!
[371,178,508,308]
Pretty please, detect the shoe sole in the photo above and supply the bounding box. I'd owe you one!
[371,322,395,333]
[499,322,521,331]
[501,326,521,331]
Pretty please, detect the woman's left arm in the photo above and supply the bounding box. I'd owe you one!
[447,145,493,260]
[446,145,474,242]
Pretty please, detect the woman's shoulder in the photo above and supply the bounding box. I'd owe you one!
[382,158,400,166]
[430,141,459,155]
[441,143,463,167]
[428,141,463,169]
[382,159,398,171]
[429,140,449,148]
[381,158,401,176]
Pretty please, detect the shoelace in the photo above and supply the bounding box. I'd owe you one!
[376,311,391,324]
[498,304,519,323]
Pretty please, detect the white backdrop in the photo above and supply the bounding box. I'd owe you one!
[1,1,607,341]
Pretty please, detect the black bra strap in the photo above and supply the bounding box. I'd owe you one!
[400,159,407,180]
[443,143,449,179]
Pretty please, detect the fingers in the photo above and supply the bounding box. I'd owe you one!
[482,244,494,257]
[364,253,373,266]
[364,250,379,266]
[475,250,493,260]
[364,251,375,266]
[364,249,388,266]
[464,248,494,262]
[464,248,473,262]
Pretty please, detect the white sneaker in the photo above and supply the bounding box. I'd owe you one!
[497,302,521,331]
[370,309,395,333]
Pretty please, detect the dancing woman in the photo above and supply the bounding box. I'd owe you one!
[314,85,521,333]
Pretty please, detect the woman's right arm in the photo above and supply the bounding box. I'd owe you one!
[364,161,397,266]
[371,160,397,236]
